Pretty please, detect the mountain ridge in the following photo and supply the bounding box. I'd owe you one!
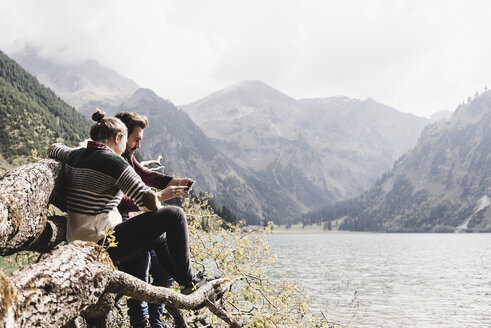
[116,87,308,224]
[302,91,491,232]
[181,81,431,213]
[9,48,445,226]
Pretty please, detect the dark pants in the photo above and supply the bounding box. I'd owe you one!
[149,251,173,327]
[108,206,192,286]
[120,253,151,326]
[120,251,174,328]
[109,206,192,327]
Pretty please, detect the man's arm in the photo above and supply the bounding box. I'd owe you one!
[166,177,193,187]
[132,156,173,189]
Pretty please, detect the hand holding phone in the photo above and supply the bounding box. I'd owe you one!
[184,180,194,191]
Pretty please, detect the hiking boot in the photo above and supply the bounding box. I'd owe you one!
[181,272,225,310]
[181,271,224,295]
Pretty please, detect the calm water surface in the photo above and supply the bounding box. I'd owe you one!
[267,233,491,327]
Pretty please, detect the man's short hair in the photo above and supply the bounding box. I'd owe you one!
[115,111,148,135]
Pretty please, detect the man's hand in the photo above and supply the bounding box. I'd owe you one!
[178,178,193,187]
[158,185,189,201]
[168,178,193,187]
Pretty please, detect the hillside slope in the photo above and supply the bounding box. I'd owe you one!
[11,47,139,118]
[303,92,491,232]
[0,50,90,168]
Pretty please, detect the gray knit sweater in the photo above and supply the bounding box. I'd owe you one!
[49,141,151,242]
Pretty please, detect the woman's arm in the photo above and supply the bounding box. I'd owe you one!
[116,166,161,212]
[47,143,74,162]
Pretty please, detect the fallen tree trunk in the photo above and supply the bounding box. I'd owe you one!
[0,159,242,327]
[0,241,238,328]
[1,241,112,327]
[0,159,65,255]
[24,215,67,254]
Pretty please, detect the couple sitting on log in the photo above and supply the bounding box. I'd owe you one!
[48,109,213,328]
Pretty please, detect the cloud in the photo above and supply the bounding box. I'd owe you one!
[1,0,490,117]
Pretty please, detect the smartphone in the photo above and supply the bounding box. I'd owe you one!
[184,181,194,191]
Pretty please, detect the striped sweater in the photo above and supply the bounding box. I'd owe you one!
[49,141,152,242]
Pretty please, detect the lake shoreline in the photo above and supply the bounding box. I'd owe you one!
[270,224,491,234]
[271,229,372,234]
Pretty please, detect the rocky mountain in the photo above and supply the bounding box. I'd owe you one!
[10,49,438,226]
[181,81,430,214]
[8,49,311,223]
[0,50,90,170]
[113,88,307,224]
[11,47,139,118]
[299,96,429,174]
[303,92,491,232]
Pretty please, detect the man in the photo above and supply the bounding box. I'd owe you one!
[116,111,192,328]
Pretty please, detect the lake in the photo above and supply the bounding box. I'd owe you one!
[267,233,491,327]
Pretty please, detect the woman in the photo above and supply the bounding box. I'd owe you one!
[48,110,197,291]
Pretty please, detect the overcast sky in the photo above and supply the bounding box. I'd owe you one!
[1,0,490,117]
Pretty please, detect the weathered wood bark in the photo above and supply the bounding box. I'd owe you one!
[25,215,67,253]
[0,160,243,327]
[81,292,115,327]
[0,159,65,255]
[1,241,112,327]
[0,241,239,328]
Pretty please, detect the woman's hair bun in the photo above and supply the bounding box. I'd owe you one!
[91,109,106,122]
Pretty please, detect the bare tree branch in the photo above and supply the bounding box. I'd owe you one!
[205,299,242,328]
[106,270,230,310]
[140,155,163,167]
[165,304,189,328]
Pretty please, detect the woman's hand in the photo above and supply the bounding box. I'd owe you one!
[158,185,189,201]
[47,144,56,155]
[142,190,161,212]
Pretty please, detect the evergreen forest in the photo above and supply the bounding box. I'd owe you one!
[0,50,90,167]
